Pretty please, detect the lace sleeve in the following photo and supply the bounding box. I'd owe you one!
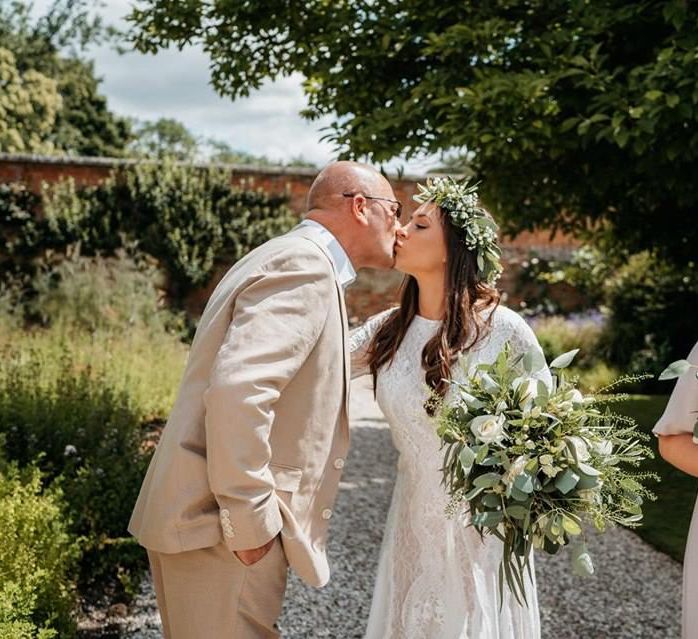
[509,313,553,389]
[349,308,395,380]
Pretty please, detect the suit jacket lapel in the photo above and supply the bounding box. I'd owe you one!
[290,227,351,411]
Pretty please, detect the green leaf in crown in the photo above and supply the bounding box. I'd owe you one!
[413,176,503,285]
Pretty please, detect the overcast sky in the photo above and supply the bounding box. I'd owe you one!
[30,0,439,174]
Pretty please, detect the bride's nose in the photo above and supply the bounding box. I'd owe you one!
[396,226,408,240]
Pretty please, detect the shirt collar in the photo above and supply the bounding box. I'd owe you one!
[297,219,357,289]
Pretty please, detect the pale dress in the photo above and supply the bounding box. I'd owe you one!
[350,305,549,639]
[652,341,698,639]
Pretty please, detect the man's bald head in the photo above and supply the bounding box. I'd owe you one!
[307,161,391,211]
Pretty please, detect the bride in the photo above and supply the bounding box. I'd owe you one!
[350,178,548,639]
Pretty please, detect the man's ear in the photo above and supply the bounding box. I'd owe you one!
[351,195,370,226]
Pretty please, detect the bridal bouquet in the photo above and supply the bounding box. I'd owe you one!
[436,345,657,605]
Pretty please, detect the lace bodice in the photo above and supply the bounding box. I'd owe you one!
[350,305,547,639]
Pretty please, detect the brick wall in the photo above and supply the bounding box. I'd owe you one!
[0,153,580,319]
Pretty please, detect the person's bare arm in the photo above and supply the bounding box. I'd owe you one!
[657,434,698,478]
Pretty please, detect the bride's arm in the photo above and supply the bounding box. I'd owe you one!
[349,308,395,380]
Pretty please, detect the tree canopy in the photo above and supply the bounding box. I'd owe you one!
[0,0,131,156]
[128,0,697,261]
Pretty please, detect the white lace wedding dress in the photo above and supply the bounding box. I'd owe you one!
[350,305,548,639]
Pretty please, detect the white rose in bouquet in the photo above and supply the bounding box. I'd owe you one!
[469,414,506,445]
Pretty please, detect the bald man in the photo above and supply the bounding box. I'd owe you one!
[128,162,401,638]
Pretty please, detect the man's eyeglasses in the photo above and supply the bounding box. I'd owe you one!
[342,192,402,221]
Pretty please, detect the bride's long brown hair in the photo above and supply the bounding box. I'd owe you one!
[367,206,500,415]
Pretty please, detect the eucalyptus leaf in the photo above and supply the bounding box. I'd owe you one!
[554,468,580,494]
[523,348,546,373]
[513,473,535,494]
[459,446,476,474]
[473,472,502,488]
[550,349,580,369]
[482,492,502,508]
[506,505,529,520]
[561,514,582,536]
[475,444,490,464]
[510,486,530,502]
[465,486,485,501]
[658,359,692,380]
[473,510,504,528]
[570,542,594,577]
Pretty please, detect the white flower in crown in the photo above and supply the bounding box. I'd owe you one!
[413,176,503,285]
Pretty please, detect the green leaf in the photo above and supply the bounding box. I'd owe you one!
[658,359,692,380]
[554,468,580,494]
[570,542,594,577]
[465,486,485,501]
[475,444,490,464]
[473,472,502,488]
[482,492,502,508]
[459,446,477,474]
[473,510,504,528]
[523,348,546,373]
[561,514,582,536]
[506,505,529,520]
[513,473,534,494]
[549,349,580,369]
[510,486,530,502]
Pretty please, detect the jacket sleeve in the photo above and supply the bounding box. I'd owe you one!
[203,245,334,551]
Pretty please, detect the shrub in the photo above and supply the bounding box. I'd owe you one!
[531,314,604,370]
[601,252,698,385]
[0,160,298,302]
[0,464,80,639]
[0,347,152,586]
[25,253,185,336]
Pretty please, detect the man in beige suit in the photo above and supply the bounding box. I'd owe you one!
[128,161,402,638]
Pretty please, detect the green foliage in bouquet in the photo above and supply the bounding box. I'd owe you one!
[437,346,657,606]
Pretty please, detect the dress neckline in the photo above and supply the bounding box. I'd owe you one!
[414,314,442,324]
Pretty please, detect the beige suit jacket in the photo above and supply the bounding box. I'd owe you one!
[128,225,350,587]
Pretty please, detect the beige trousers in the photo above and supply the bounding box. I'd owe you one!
[147,537,288,639]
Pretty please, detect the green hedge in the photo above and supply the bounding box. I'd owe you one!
[0,159,298,298]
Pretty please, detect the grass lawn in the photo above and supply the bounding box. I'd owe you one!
[618,394,697,563]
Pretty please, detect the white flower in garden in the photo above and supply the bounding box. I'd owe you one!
[565,435,591,462]
[64,444,77,456]
[469,414,506,444]
[503,455,529,486]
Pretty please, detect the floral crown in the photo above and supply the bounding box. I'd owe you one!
[413,176,503,285]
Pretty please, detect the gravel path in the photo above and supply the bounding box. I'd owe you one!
[87,377,682,639]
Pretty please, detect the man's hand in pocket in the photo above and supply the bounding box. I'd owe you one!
[234,537,277,566]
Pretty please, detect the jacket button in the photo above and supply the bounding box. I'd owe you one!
[321,509,333,520]
[333,458,345,470]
